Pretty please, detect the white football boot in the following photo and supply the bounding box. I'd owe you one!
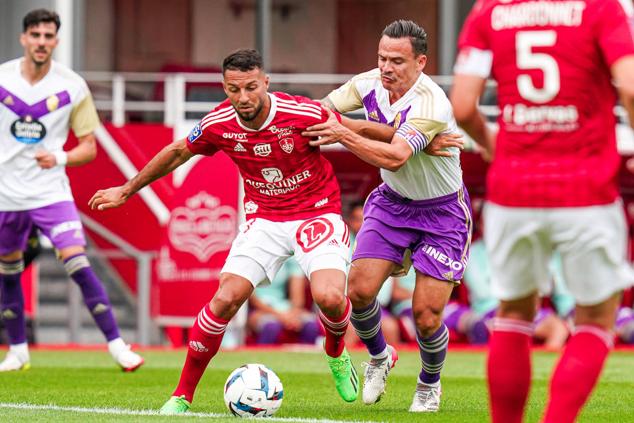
[0,343,30,371]
[361,344,399,404]
[108,338,144,372]
[409,381,441,412]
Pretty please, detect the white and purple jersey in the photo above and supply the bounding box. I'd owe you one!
[0,59,100,211]
[327,69,463,201]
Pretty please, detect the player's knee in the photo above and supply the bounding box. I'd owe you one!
[413,308,443,338]
[314,286,345,315]
[347,281,374,308]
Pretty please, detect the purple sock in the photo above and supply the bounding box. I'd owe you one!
[0,259,26,345]
[257,321,283,344]
[351,299,387,356]
[64,254,120,341]
[443,303,470,331]
[417,323,449,384]
[299,319,319,344]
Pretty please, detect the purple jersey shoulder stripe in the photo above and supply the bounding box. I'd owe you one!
[0,86,71,119]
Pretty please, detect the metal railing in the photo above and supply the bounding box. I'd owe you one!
[79,212,155,346]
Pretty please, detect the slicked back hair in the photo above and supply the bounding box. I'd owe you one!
[382,19,427,56]
[222,49,264,73]
[23,9,60,33]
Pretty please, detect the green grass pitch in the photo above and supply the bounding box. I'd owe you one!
[0,347,633,422]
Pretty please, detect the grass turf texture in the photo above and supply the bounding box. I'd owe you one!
[0,348,633,422]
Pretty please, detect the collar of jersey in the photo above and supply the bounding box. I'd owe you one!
[386,72,427,111]
[235,93,277,132]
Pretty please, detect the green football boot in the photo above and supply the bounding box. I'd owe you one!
[326,348,359,402]
[159,395,191,414]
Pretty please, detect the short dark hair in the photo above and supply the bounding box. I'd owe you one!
[23,9,61,33]
[382,19,427,56]
[222,49,264,73]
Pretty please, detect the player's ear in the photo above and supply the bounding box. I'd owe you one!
[418,54,428,71]
[263,73,270,89]
[19,32,27,48]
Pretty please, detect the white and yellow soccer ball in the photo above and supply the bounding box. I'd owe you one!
[223,363,284,417]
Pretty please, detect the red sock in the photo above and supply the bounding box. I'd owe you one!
[319,298,351,357]
[173,304,229,402]
[542,325,612,423]
[487,318,533,423]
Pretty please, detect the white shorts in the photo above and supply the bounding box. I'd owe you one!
[484,201,634,306]
[221,213,350,287]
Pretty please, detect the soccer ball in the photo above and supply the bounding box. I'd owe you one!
[223,363,284,417]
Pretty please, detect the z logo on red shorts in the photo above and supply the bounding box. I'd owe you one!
[296,217,335,252]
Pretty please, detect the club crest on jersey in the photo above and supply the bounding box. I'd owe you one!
[296,217,335,252]
[11,115,46,144]
[254,143,272,157]
[261,167,283,183]
[279,138,294,154]
[188,123,202,143]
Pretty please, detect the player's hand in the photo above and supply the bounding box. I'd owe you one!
[88,186,129,211]
[424,132,464,157]
[34,150,57,169]
[302,108,350,146]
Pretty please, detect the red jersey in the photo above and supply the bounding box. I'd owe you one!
[457,0,634,207]
[186,92,342,221]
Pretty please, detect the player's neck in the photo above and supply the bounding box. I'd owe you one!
[388,76,419,104]
[21,57,52,85]
[239,94,272,130]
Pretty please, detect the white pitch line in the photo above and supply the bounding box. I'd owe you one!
[0,402,382,423]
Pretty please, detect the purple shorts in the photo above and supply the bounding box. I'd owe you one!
[352,183,472,283]
[0,201,86,255]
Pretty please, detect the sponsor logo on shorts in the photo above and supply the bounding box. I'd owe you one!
[296,217,335,252]
[421,244,464,272]
[50,220,83,239]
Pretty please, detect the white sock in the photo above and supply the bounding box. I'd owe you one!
[370,346,389,361]
[9,342,29,361]
[107,337,127,359]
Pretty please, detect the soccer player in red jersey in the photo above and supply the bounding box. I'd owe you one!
[89,49,373,412]
[451,1,634,422]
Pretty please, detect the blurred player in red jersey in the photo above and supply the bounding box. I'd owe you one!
[451,1,634,422]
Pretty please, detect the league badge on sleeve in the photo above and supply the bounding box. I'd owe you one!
[188,123,203,143]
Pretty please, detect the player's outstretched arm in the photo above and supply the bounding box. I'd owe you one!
[450,74,495,161]
[89,138,193,210]
[613,56,634,129]
[35,133,97,169]
[303,110,411,171]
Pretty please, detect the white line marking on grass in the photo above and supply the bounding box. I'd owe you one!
[0,403,382,423]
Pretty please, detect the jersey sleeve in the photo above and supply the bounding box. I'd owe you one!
[185,121,219,156]
[454,0,493,78]
[326,77,364,113]
[395,119,448,155]
[595,0,634,67]
[69,83,100,137]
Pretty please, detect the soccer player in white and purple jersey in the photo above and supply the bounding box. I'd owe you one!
[0,9,143,372]
[451,1,634,421]
[305,20,472,412]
